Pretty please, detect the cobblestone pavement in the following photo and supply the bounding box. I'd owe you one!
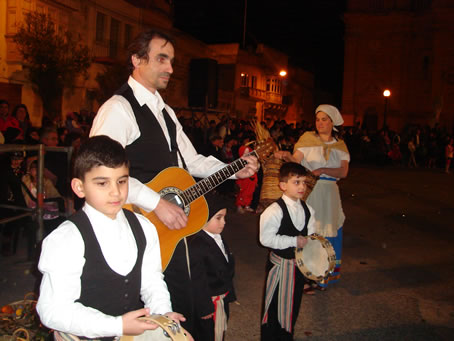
[2,165,454,340]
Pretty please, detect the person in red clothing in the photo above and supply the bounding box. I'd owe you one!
[235,135,258,213]
[0,100,20,136]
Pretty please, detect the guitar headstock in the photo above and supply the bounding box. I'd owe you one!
[253,138,277,161]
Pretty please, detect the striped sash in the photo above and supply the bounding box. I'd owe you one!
[212,293,228,341]
[261,252,295,332]
[54,331,97,341]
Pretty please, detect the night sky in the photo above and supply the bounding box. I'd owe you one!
[173,0,347,106]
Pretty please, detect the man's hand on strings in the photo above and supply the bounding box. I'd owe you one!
[154,198,188,230]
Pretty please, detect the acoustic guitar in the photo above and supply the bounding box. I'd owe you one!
[124,139,274,270]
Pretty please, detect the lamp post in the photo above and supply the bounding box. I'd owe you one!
[279,69,288,88]
[383,89,391,129]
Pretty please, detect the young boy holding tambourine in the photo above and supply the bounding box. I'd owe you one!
[36,136,192,340]
[259,162,316,341]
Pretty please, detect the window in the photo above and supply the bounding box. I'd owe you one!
[124,24,132,49]
[110,18,120,58]
[267,78,282,94]
[370,0,384,11]
[96,12,105,42]
[251,75,257,89]
[411,0,431,12]
[422,56,429,80]
[240,73,249,87]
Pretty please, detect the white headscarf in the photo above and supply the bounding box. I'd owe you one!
[315,104,344,131]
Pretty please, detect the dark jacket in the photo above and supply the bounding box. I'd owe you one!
[189,230,236,317]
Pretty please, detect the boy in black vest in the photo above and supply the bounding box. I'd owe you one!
[36,136,192,340]
[259,162,316,341]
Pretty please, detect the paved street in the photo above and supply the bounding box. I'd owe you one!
[2,165,454,340]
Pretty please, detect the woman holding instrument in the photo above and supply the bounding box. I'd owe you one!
[275,104,350,289]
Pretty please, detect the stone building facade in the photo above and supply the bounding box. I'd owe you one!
[0,0,313,126]
[342,0,454,132]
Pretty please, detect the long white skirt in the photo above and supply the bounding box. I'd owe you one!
[306,179,345,238]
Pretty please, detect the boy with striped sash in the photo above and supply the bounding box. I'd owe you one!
[188,194,236,341]
[259,162,316,341]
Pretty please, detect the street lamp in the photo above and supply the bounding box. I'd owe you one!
[383,89,391,129]
[279,70,287,77]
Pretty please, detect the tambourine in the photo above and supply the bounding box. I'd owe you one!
[295,234,336,281]
[121,315,188,341]
[54,314,188,341]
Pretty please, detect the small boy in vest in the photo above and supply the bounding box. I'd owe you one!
[188,193,236,341]
[259,162,316,341]
[36,135,192,340]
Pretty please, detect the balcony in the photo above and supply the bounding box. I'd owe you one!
[240,86,267,101]
[239,86,283,104]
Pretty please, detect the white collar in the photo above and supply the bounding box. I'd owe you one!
[127,76,165,111]
[282,194,300,208]
[204,230,222,241]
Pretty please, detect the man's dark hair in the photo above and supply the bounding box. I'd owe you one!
[127,29,176,72]
[0,99,9,106]
[279,162,309,182]
[73,135,129,180]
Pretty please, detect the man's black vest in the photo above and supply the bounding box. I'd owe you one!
[272,198,311,259]
[116,83,178,183]
[69,209,145,323]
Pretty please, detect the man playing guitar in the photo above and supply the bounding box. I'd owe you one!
[90,29,259,336]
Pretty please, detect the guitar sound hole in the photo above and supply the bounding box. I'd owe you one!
[162,193,184,209]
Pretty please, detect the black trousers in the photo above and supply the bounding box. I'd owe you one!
[194,302,230,341]
[261,264,306,341]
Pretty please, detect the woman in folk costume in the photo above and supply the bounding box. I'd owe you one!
[275,104,350,288]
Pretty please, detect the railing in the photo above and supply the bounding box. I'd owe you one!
[240,86,283,104]
[240,87,268,101]
[0,144,73,242]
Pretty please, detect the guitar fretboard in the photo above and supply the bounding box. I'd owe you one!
[181,150,257,206]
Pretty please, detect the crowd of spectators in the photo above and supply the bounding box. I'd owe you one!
[343,122,453,171]
[0,100,94,257]
[1,98,453,256]
[181,115,454,173]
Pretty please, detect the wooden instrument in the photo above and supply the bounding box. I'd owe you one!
[125,139,274,270]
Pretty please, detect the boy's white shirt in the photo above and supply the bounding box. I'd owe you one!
[203,230,229,262]
[36,203,172,338]
[259,194,316,250]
